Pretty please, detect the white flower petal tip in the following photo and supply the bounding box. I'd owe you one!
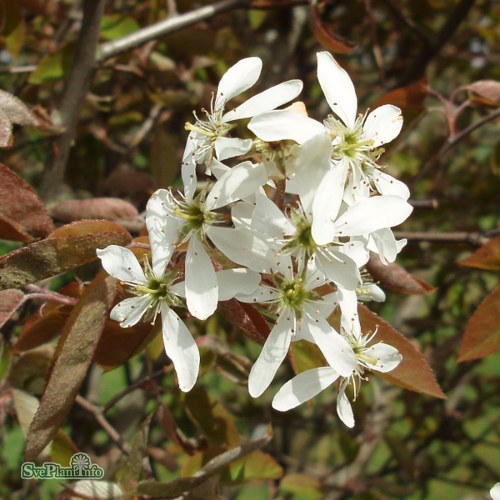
[316,51,357,127]
[97,245,146,285]
[272,367,340,412]
[216,57,263,109]
[363,104,404,147]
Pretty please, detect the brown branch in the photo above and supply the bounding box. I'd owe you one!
[394,231,489,246]
[97,0,250,62]
[396,0,476,86]
[40,0,106,201]
[76,395,131,455]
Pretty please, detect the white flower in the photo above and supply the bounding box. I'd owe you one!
[149,161,266,320]
[182,57,302,200]
[490,483,500,500]
[272,316,402,428]
[237,258,358,398]
[248,52,410,203]
[96,242,199,392]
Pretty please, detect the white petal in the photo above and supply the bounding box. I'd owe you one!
[181,132,200,201]
[305,315,357,376]
[490,483,500,500]
[207,226,276,274]
[292,133,333,214]
[334,196,413,237]
[369,228,399,264]
[223,79,303,122]
[359,283,386,302]
[340,238,370,267]
[209,158,231,179]
[97,245,146,285]
[337,287,361,337]
[364,342,402,373]
[272,367,340,411]
[161,304,199,392]
[372,170,410,200]
[146,190,178,276]
[316,52,357,127]
[215,57,262,109]
[206,161,267,210]
[311,158,348,244]
[216,268,261,301]
[237,284,280,304]
[363,104,403,147]
[316,250,360,291]
[215,137,253,161]
[251,192,295,239]
[248,109,325,144]
[185,237,217,320]
[110,295,151,328]
[337,380,355,427]
[248,313,294,397]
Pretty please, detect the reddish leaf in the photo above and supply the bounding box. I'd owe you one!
[457,236,500,271]
[358,305,446,399]
[458,285,500,362]
[93,320,157,370]
[219,300,269,346]
[366,253,436,295]
[0,289,24,329]
[14,301,73,352]
[25,273,117,461]
[0,220,131,290]
[0,163,55,241]
[464,80,500,106]
[371,80,428,111]
[310,2,356,54]
[50,198,139,224]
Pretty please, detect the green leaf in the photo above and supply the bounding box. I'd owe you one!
[181,386,241,448]
[24,273,117,461]
[28,43,75,84]
[0,0,26,59]
[280,473,323,499]
[458,236,500,271]
[116,414,153,490]
[290,340,327,375]
[0,220,131,290]
[458,285,500,361]
[100,14,140,41]
[225,450,283,483]
[137,427,272,497]
[358,305,447,399]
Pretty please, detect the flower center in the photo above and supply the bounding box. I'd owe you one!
[276,275,317,319]
[282,208,317,257]
[253,139,299,179]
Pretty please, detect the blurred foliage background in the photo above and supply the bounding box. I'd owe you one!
[0,0,499,498]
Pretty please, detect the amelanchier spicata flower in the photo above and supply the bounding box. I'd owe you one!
[182,57,302,200]
[96,241,199,392]
[149,160,266,321]
[248,51,410,203]
[272,315,402,427]
[236,256,358,398]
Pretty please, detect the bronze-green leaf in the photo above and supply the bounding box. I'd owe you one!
[24,273,117,461]
[458,236,500,271]
[0,163,54,242]
[0,220,131,290]
[358,305,446,399]
[458,285,500,362]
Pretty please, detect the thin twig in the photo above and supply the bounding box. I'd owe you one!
[76,395,131,455]
[23,284,78,306]
[40,0,107,201]
[414,107,500,182]
[97,0,250,62]
[394,231,489,246]
[102,368,165,413]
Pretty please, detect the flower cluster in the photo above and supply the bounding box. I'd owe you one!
[98,52,412,427]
